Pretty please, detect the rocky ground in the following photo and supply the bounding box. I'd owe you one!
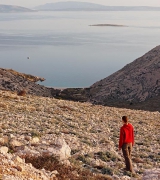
[0,90,160,179]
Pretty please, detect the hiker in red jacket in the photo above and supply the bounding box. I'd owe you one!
[119,116,134,172]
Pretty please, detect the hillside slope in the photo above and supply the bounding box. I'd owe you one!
[0,90,160,179]
[89,45,160,107]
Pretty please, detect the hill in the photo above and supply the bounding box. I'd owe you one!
[35,1,160,11]
[89,45,160,108]
[0,4,35,12]
[0,89,160,179]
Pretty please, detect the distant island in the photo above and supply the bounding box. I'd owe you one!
[90,24,128,27]
[0,4,35,13]
[35,1,160,11]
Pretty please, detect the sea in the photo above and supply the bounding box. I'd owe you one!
[0,11,160,88]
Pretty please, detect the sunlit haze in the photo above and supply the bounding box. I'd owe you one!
[0,0,160,8]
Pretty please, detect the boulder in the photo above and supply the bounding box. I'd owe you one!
[48,137,71,161]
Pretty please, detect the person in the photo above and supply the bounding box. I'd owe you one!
[119,116,134,173]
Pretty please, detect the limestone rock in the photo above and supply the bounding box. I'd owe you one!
[0,146,8,154]
[12,155,23,163]
[121,176,131,180]
[48,137,71,161]
[30,137,40,144]
[9,139,23,148]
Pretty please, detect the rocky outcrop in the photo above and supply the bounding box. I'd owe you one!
[0,68,60,97]
[89,45,160,106]
[5,69,45,82]
[0,68,89,102]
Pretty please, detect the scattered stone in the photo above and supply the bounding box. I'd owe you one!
[0,89,159,179]
[142,168,160,180]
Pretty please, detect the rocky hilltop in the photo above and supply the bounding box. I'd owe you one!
[89,45,160,108]
[0,90,160,179]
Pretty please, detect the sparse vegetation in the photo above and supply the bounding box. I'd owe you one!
[0,89,160,179]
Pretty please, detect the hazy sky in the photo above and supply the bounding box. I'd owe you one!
[0,0,160,8]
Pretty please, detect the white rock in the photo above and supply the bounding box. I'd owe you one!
[30,137,40,144]
[0,146,8,154]
[10,139,22,148]
[48,137,71,161]
[12,155,23,163]
[9,134,15,138]
[51,170,59,175]
[121,176,131,180]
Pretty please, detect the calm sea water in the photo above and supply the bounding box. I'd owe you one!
[0,11,160,87]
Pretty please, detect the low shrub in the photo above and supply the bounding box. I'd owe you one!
[24,155,112,180]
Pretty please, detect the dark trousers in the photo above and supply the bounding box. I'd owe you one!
[122,143,133,172]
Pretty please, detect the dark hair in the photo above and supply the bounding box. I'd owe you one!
[122,116,128,123]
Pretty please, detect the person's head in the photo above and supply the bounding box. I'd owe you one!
[122,116,128,124]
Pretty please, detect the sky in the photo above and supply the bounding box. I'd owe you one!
[0,0,160,8]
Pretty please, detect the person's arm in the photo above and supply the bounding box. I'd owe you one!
[119,127,124,150]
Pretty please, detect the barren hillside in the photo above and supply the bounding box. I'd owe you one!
[0,90,159,179]
[89,45,160,107]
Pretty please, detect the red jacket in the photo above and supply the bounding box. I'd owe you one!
[119,123,134,148]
